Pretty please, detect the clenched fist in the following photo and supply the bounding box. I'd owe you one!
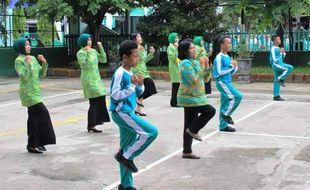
[231,60,238,67]
[25,55,32,64]
[37,54,47,64]
[97,42,102,48]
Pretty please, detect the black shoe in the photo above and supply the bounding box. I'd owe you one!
[135,111,147,117]
[182,153,201,159]
[27,146,43,154]
[38,146,46,151]
[170,103,180,107]
[118,184,137,190]
[221,113,234,125]
[278,79,286,87]
[273,96,285,101]
[114,150,138,173]
[136,102,144,107]
[87,127,102,133]
[220,126,236,132]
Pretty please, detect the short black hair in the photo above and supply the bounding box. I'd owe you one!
[218,36,230,45]
[119,40,138,60]
[271,35,279,42]
[130,33,139,41]
[149,43,157,51]
[178,38,193,60]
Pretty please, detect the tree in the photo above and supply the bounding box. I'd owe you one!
[0,0,9,47]
[221,0,310,33]
[12,8,26,40]
[16,0,142,42]
[137,0,226,46]
[37,17,56,46]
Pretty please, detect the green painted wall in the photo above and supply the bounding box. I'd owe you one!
[0,47,68,76]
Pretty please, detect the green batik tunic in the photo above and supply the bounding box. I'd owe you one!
[132,46,154,78]
[167,43,181,83]
[195,45,212,82]
[15,55,48,107]
[77,47,107,98]
[177,59,209,107]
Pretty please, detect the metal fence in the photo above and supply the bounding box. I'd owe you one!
[64,34,130,57]
[0,14,64,48]
[224,31,310,52]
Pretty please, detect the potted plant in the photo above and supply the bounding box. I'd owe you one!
[236,38,253,83]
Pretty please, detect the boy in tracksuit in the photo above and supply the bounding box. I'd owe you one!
[269,35,294,101]
[213,36,243,132]
[110,40,158,190]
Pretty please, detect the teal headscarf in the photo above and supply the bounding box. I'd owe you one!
[193,36,203,46]
[13,37,29,55]
[168,32,179,44]
[78,33,92,48]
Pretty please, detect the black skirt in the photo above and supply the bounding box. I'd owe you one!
[27,102,56,147]
[139,78,157,99]
[88,95,110,128]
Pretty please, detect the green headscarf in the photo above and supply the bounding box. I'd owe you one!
[193,36,203,47]
[168,32,179,44]
[13,37,29,55]
[78,33,91,48]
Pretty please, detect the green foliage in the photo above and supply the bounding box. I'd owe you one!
[137,0,226,46]
[237,38,253,58]
[16,0,146,41]
[37,17,56,46]
[222,0,310,33]
[12,8,26,40]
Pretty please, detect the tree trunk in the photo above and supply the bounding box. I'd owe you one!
[87,22,101,44]
[86,13,105,45]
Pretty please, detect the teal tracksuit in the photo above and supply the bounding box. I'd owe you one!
[269,46,294,97]
[213,53,243,130]
[109,66,158,188]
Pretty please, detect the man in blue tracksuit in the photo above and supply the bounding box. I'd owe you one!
[214,36,243,132]
[110,40,158,190]
[270,35,294,101]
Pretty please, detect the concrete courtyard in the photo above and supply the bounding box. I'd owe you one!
[0,77,309,190]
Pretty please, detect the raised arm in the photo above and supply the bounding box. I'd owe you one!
[215,55,234,76]
[111,72,136,101]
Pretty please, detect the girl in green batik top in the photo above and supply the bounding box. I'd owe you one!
[177,39,216,159]
[130,33,157,116]
[193,36,212,94]
[167,32,181,107]
[76,33,110,133]
[14,37,56,154]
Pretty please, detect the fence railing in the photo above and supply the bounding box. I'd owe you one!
[224,31,310,52]
[64,34,130,57]
[0,14,64,48]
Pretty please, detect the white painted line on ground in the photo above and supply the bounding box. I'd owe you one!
[0,91,82,108]
[101,101,275,190]
[225,132,310,140]
[209,91,310,98]
[243,99,310,105]
[234,101,275,123]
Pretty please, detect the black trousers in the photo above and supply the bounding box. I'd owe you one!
[183,105,216,153]
[139,78,157,100]
[88,95,110,128]
[170,83,180,107]
[205,80,212,94]
[27,102,56,147]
